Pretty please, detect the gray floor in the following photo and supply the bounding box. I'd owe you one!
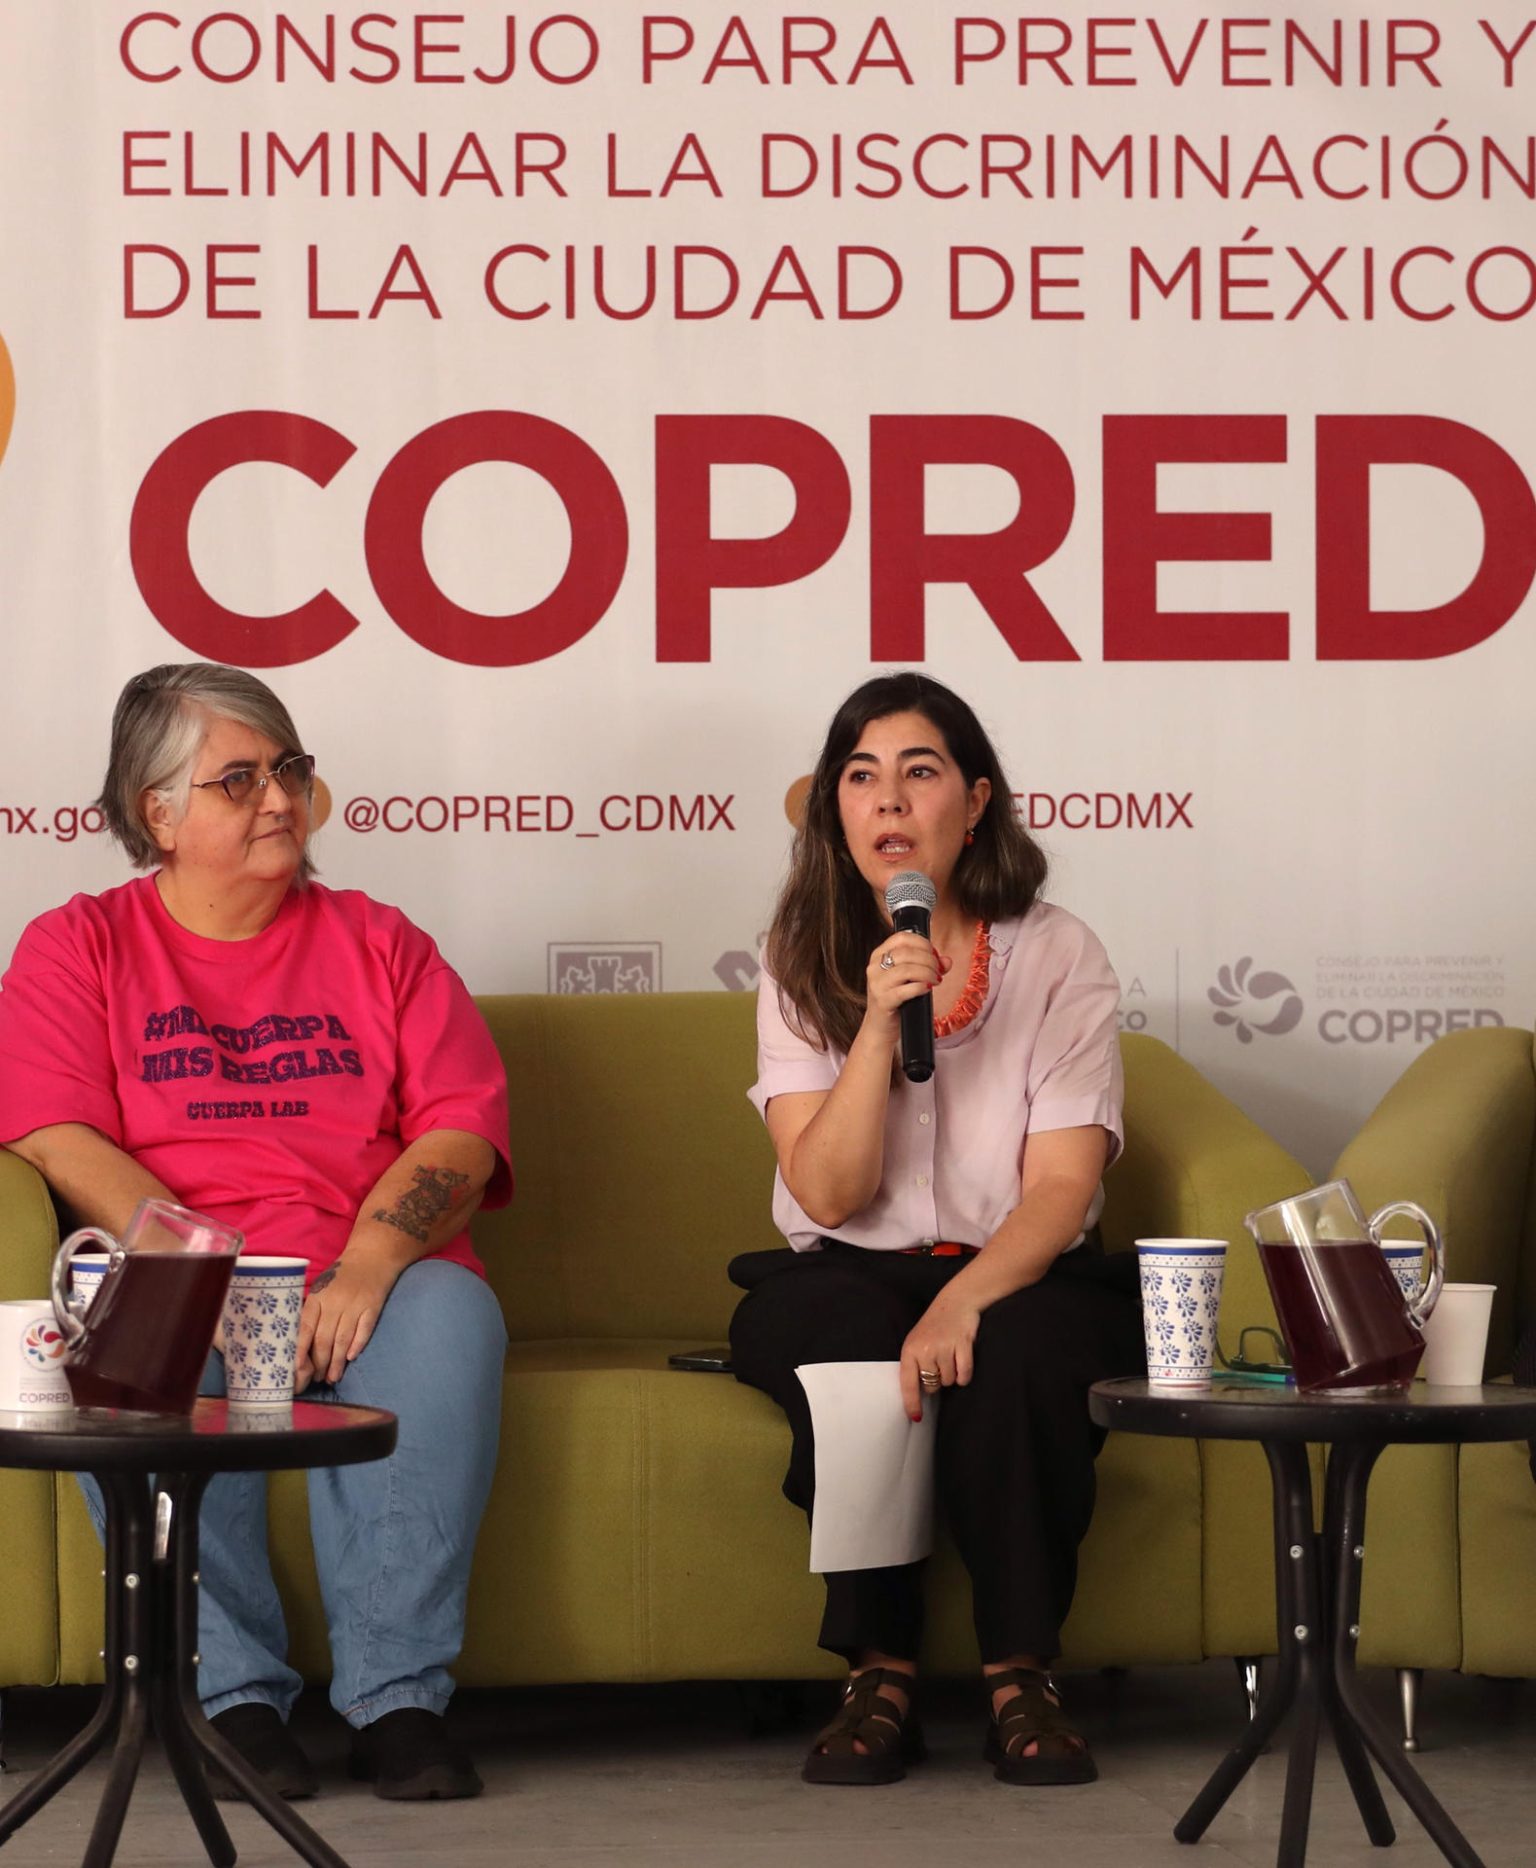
[1,1663,1532,1867]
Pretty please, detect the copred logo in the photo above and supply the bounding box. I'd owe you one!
[1208,958,1305,1044]
[21,1317,67,1370]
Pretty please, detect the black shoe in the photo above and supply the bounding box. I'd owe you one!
[204,1702,318,1802]
[348,1708,483,1800]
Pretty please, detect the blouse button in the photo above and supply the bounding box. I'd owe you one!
[918,1112,931,1125]
[916,1174,929,1188]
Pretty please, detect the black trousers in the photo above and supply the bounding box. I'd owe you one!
[729,1243,1145,1666]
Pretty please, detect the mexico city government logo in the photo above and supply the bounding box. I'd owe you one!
[1208,958,1305,1045]
[548,943,661,994]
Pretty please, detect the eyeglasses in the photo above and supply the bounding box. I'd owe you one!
[1216,1325,1293,1383]
[189,753,316,806]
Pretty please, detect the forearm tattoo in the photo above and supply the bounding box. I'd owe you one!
[371,1165,471,1244]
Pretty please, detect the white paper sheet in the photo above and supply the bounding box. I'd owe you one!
[796,1360,938,1573]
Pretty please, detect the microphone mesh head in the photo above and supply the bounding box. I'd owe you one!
[884,871,937,918]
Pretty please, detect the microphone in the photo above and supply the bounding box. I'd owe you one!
[885,871,938,1084]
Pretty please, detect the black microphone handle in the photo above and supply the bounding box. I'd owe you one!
[891,903,936,1084]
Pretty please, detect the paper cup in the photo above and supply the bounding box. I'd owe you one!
[1380,1241,1428,1303]
[68,1252,112,1313]
[222,1257,307,1407]
[1137,1240,1228,1388]
[0,1299,74,1411]
[1419,1283,1495,1386]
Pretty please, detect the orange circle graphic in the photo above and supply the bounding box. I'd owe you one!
[310,776,333,831]
[0,330,14,470]
[784,775,813,828]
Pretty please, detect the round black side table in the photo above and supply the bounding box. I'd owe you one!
[0,1397,396,1868]
[1089,1378,1536,1868]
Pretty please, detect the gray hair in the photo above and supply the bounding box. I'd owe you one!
[96,663,316,881]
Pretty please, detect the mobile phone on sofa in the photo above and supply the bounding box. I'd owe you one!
[667,1346,733,1373]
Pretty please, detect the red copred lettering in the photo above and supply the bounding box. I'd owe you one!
[364,413,629,666]
[869,415,1077,660]
[1316,415,1536,659]
[654,416,852,661]
[130,411,359,665]
[1102,414,1288,660]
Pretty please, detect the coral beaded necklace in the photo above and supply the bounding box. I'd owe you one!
[932,920,991,1039]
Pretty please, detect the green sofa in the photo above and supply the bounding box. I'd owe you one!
[1331,1027,1536,1686]
[0,993,1485,1700]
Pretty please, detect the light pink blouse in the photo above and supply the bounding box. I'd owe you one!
[749,902,1123,1253]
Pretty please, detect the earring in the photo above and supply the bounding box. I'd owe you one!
[964,827,976,847]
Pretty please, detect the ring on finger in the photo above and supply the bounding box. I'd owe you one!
[879,952,896,970]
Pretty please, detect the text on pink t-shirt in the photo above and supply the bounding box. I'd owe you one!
[0,877,511,1283]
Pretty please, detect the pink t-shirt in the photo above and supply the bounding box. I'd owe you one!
[0,877,511,1283]
[749,902,1123,1253]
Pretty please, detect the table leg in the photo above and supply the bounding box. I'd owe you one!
[1268,1442,1325,1868]
[150,1478,235,1868]
[1327,1444,1485,1868]
[1175,1442,1313,1846]
[1318,1446,1394,1848]
[160,1473,351,1868]
[0,1470,133,1845]
[82,1473,154,1868]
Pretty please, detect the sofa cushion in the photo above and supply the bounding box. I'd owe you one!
[0,1472,57,1685]
[154,1344,1206,1687]
[1458,1437,1536,1675]
[474,995,782,1344]
[1358,1444,1461,1670]
[0,1148,63,1684]
[1334,1026,1535,1375]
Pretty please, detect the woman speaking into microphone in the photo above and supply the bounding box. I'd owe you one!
[730,673,1144,1787]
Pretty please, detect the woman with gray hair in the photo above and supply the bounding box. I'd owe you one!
[0,663,512,1802]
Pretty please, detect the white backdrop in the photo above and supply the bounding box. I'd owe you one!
[2,3,1533,1172]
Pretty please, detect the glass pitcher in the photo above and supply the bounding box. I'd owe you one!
[51,1198,243,1414]
[1244,1180,1444,1393]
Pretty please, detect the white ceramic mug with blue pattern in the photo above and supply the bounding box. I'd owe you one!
[222,1257,307,1407]
[1137,1239,1228,1388]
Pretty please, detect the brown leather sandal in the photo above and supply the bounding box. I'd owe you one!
[802,1667,925,1786]
[984,1668,1098,1785]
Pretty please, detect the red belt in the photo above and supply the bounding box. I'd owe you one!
[900,1241,979,1257]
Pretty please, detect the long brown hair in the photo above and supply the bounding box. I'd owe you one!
[766,674,1048,1055]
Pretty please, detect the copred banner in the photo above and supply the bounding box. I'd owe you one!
[0,2,1532,1171]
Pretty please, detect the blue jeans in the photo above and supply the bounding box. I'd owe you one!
[82,1259,507,1728]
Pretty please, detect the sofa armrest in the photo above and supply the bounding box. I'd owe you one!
[0,1146,61,1301]
[1331,1028,1535,1373]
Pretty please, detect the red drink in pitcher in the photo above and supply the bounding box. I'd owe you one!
[64,1251,235,1413]
[1258,1240,1424,1392]
[51,1198,244,1415]
[1245,1180,1444,1395]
